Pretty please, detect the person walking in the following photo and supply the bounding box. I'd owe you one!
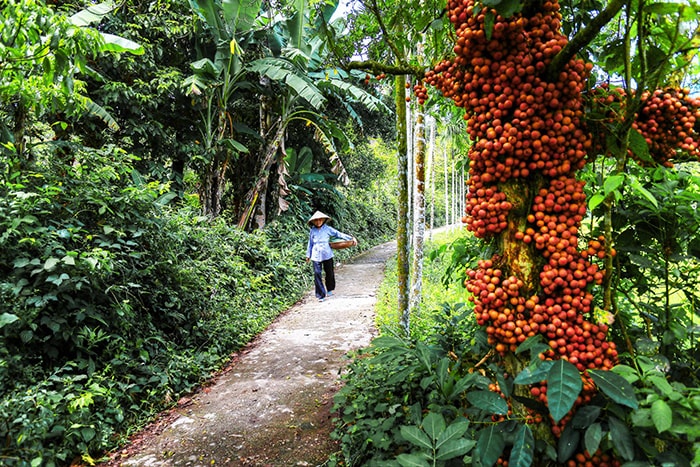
[305,211,357,302]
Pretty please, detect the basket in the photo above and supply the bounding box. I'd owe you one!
[330,237,356,250]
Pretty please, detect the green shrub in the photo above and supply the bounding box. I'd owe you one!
[332,229,700,466]
[0,148,311,465]
[0,133,398,465]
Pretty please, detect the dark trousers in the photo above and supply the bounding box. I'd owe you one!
[313,259,335,299]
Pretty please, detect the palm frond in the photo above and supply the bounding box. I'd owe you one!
[249,58,326,109]
[318,78,390,113]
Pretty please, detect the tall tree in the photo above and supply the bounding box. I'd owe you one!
[424,0,700,460]
[184,0,262,217]
[409,104,426,315]
[319,0,451,326]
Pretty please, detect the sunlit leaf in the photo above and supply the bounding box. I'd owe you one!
[588,369,639,409]
[0,313,20,328]
[588,193,606,211]
[628,176,658,209]
[69,1,115,26]
[43,257,60,271]
[603,174,625,196]
[651,399,673,433]
[100,33,144,55]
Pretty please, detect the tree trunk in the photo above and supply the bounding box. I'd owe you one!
[409,109,426,315]
[13,100,29,170]
[237,119,286,230]
[396,75,411,335]
[444,146,449,226]
[428,117,435,231]
[200,155,225,218]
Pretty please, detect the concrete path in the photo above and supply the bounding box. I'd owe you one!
[101,240,397,467]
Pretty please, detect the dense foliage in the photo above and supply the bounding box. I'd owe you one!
[2,0,700,465]
[329,0,700,462]
[0,0,397,465]
[333,219,700,466]
[0,138,395,466]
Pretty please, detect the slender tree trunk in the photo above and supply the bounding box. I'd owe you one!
[237,119,285,230]
[199,103,230,219]
[13,100,30,170]
[396,75,410,335]
[410,109,426,315]
[200,161,224,218]
[406,98,414,244]
[428,116,435,231]
[444,146,449,226]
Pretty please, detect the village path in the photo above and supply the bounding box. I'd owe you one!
[99,239,398,467]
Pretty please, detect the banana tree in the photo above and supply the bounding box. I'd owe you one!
[236,1,389,230]
[236,56,353,230]
[184,0,261,217]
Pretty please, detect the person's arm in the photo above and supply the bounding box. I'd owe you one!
[306,230,313,261]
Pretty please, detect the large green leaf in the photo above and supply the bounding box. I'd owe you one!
[588,369,639,409]
[422,412,446,441]
[0,313,20,328]
[547,360,582,423]
[466,390,509,415]
[286,0,309,53]
[437,438,476,461]
[322,78,389,113]
[584,422,604,455]
[603,174,625,196]
[249,58,326,109]
[570,405,601,428]
[515,334,550,360]
[508,424,534,467]
[222,0,261,31]
[219,138,249,153]
[513,360,554,385]
[608,416,635,460]
[476,425,505,467]
[588,193,606,211]
[100,33,144,55]
[628,175,659,209]
[396,453,431,467]
[69,1,115,26]
[651,399,673,433]
[557,425,580,462]
[628,128,653,163]
[189,0,225,40]
[401,425,433,450]
[436,419,470,450]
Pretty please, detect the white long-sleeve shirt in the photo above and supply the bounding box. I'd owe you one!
[306,224,353,262]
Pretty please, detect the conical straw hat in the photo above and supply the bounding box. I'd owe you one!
[308,211,331,225]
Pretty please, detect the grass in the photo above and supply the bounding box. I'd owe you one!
[375,227,475,338]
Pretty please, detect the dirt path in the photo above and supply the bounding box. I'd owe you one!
[101,240,397,467]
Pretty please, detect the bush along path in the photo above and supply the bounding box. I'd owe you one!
[98,241,397,466]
